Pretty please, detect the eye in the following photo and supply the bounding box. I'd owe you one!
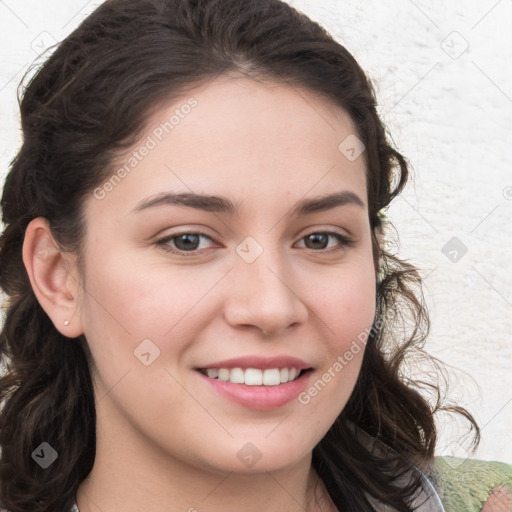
[156,231,217,255]
[155,230,355,256]
[295,231,355,252]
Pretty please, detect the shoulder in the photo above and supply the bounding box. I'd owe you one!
[430,456,512,512]
[367,467,446,511]
[350,426,446,511]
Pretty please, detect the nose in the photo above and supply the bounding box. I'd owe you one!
[223,244,309,337]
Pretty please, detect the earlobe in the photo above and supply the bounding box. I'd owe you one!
[22,217,84,338]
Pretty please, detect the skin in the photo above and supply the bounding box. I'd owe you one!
[23,74,377,512]
[481,486,512,512]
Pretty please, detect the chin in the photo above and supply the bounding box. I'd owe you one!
[195,434,315,475]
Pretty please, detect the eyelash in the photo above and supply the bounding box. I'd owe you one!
[155,230,355,256]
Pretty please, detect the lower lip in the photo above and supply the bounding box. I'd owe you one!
[196,370,313,410]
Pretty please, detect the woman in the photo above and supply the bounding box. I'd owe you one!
[0,0,485,511]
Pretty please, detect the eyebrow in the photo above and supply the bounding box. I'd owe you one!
[132,190,365,216]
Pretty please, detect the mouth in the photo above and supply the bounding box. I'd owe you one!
[196,367,313,386]
[194,355,314,409]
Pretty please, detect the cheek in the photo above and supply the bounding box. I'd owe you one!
[77,247,229,389]
[79,247,211,337]
[311,262,377,346]
[299,262,376,410]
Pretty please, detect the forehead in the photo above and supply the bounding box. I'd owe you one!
[88,74,368,217]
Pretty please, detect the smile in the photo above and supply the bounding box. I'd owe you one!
[195,367,314,410]
[197,367,309,386]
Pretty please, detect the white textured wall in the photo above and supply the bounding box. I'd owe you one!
[1,1,511,463]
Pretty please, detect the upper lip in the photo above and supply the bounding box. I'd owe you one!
[196,355,312,371]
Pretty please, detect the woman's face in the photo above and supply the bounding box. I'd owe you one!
[75,75,377,474]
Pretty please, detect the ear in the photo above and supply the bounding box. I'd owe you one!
[22,217,84,338]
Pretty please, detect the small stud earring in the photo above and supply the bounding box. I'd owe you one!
[63,320,70,326]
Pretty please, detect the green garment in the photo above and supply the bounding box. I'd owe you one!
[432,456,512,512]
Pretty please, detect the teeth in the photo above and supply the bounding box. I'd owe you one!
[206,368,219,379]
[245,368,263,385]
[229,367,245,384]
[263,369,281,386]
[218,368,230,381]
[202,367,304,386]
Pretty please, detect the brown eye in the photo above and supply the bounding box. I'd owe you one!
[297,232,355,251]
[304,233,329,250]
[156,231,217,255]
[173,233,201,251]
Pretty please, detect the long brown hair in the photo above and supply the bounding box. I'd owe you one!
[0,1,479,511]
